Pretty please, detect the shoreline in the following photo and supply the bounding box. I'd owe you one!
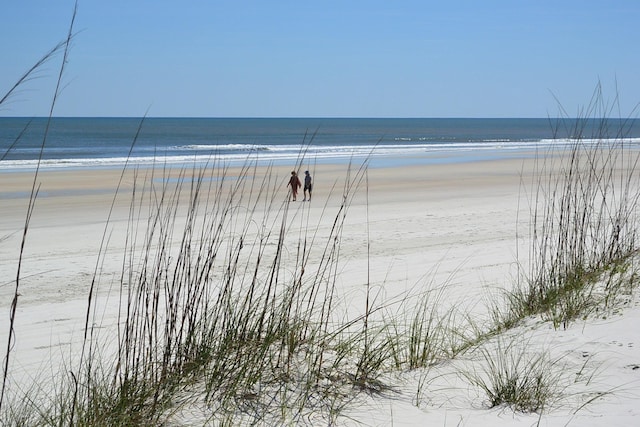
[0,148,541,192]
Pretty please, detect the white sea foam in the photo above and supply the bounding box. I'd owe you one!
[179,144,271,151]
[3,137,640,171]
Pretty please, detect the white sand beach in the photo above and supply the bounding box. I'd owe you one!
[1,155,639,426]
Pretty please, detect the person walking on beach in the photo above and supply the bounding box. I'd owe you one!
[288,171,302,201]
[303,170,312,201]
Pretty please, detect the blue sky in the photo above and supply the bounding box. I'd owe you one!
[1,1,639,118]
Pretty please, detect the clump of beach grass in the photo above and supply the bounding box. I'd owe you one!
[62,151,390,425]
[461,335,567,413]
[460,86,640,415]
[502,85,640,330]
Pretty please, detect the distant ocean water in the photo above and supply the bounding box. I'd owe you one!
[1,117,640,171]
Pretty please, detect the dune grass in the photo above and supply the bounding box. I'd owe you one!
[462,90,640,413]
[462,335,566,413]
[499,87,640,331]
[0,1,78,416]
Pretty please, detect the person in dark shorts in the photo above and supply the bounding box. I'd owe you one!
[288,171,302,201]
[303,170,312,201]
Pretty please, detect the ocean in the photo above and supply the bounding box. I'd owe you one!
[1,117,640,171]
